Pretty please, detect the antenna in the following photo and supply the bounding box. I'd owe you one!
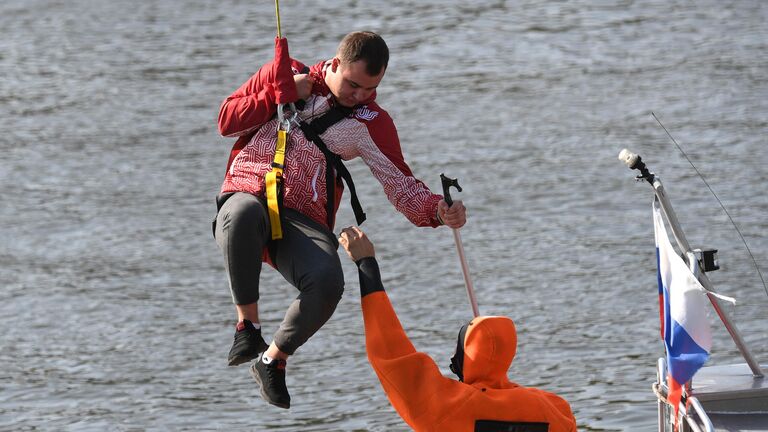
[651,112,768,298]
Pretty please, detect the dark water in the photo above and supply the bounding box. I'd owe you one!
[1,0,766,430]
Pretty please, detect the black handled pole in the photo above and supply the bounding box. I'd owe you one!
[441,174,479,317]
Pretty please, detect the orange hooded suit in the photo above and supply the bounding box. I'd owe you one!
[357,257,577,432]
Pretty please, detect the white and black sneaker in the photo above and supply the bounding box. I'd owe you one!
[250,354,290,409]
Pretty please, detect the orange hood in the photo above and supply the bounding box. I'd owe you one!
[462,316,518,388]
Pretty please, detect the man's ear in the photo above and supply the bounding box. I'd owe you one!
[330,57,340,73]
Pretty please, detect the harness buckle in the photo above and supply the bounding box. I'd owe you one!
[277,102,299,133]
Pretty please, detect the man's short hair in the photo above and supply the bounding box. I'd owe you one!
[336,31,389,76]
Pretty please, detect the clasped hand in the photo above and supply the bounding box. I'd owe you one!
[339,226,375,261]
[437,199,467,229]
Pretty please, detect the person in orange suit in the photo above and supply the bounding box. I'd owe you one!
[339,226,577,432]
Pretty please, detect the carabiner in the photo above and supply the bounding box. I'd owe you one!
[277,102,299,133]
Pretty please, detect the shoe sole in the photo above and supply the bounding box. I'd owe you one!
[249,362,290,409]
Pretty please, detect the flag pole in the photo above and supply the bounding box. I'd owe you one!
[620,149,763,377]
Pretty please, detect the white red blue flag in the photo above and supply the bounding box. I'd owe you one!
[653,199,712,425]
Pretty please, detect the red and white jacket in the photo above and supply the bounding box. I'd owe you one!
[218,59,442,230]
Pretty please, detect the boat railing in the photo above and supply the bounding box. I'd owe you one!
[655,358,667,432]
[654,357,716,432]
[687,397,715,432]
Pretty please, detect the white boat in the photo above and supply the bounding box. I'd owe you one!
[619,149,768,432]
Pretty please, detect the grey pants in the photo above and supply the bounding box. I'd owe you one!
[214,192,344,355]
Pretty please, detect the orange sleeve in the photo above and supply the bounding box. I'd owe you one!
[362,291,457,427]
[545,392,578,431]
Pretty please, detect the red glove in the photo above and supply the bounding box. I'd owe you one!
[273,37,298,104]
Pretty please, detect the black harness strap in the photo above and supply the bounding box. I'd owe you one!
[304,106,348,135]
[298,106,367,228]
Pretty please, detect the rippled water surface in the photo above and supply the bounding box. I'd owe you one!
[1,1,767,430]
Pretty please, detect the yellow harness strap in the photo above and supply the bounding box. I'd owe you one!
[266,129,287,239]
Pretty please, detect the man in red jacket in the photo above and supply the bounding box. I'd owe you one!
[339,226,577,432]
[214,31,466,409]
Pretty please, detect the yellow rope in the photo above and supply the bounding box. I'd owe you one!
[275,0,282,38]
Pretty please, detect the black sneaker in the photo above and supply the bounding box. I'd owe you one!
[250,355,291,409]
[227,320,269,366]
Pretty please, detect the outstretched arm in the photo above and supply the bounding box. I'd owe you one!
[339,228,416,356]
[348,110,467,228]
[339,228,457,427]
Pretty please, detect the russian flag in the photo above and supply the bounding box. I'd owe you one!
[653,199,712,426]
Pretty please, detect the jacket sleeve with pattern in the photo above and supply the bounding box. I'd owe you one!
[351,106,443,227]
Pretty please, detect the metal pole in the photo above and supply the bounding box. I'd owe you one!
[452,228,479,317]
[657,358,667,432]
[688,397,716,432]
[652,177,764,377]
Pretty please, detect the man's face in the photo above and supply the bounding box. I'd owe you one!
[325,58,385,107]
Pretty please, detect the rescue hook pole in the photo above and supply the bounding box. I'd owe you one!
[441,174,480,317]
